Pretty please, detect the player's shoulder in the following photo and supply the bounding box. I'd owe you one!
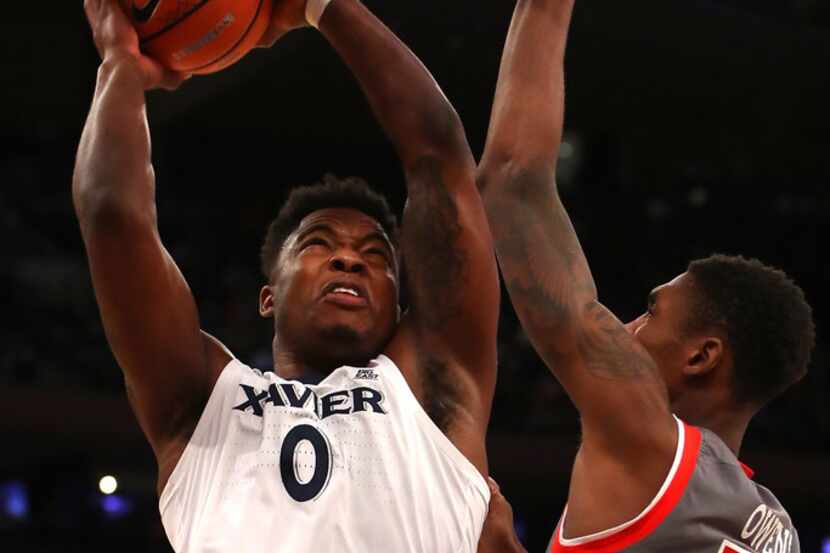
[202,355,277,406]
[695,427,756,483]
[693,426,799,548]
[692,427,759,498]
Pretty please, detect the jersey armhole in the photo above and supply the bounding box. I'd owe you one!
[158,357,240,512]
[374,354,491,505]
[551,417,702,553]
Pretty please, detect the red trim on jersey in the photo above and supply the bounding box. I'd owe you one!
[739,462,754,479]
[550,423,703,553]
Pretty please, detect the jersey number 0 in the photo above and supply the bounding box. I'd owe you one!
[279,424,333,502]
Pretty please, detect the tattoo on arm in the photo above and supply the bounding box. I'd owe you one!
[489,167,660,382]
[577,302,660,380]
[487,167,595,347]
[401,156,467,329]
[490,169,663,387]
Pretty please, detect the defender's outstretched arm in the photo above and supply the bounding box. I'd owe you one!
[478,0,676,533]
[74,0,228,484]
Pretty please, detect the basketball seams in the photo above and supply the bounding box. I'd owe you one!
[187,0,266,73]
[134,0,269,74]
[139,0,212,46]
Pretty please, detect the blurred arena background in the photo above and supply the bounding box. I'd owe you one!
[1,0,828,551]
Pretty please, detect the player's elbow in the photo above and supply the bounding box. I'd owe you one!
[480,162,556,231]
[424,100,465,146]
[478,154,556,199]
[73,180,157,238]
[402,104,470,170]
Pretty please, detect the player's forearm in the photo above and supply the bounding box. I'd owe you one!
[318,0,470,171]
[479,0,574,178]
[73,56,157,230]
[476,0,590,363]
[484,166,597,362]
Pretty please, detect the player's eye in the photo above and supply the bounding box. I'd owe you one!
[645,294,656,316]
[364,247,389,262]
[303,237,330,249]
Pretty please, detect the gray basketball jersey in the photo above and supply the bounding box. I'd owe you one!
[548,418,799,553]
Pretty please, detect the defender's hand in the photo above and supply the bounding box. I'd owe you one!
[84,0,188,90]
[478,478,528,553]
[257,0,311,48]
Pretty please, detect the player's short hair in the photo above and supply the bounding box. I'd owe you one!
[685,254,815,406]
[260,174,399,279]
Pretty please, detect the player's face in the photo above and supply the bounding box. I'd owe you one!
[624,273,695,402]
[262,208,399,365]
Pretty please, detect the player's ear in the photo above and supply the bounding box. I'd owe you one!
[259,284,275,318]
[683,336,724,377]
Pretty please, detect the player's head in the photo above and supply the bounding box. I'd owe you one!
[259,174,400,372]
[626,254,815,412]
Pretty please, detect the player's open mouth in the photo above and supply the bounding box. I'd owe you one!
[322,282,369,308]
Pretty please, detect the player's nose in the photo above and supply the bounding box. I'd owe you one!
[330,250,366,274]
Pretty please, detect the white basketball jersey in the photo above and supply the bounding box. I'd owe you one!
[159,354,490,553]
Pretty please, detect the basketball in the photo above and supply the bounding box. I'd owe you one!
[120,0,273,75]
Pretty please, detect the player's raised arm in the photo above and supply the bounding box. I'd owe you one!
[478,0,676,524]
[73,0,228,476]
[271,0,499,438]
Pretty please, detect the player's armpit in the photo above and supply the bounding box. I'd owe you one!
[400,155,500,383]
[543,301,678,538]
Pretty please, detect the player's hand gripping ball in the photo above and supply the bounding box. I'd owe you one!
[257,0,309,49]
[120,0,274,74]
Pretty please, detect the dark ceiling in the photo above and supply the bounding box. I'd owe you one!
[5,1,830,151]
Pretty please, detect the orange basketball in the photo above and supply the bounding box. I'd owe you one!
[120,0,273,75]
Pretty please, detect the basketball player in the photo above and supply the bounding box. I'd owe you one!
[477,1,816,551]
[75,0,499,551]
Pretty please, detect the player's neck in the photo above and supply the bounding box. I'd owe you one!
[272,346,324,382]
[677,400,753,456]
[271,338,365,383]
[704,414,751,457]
